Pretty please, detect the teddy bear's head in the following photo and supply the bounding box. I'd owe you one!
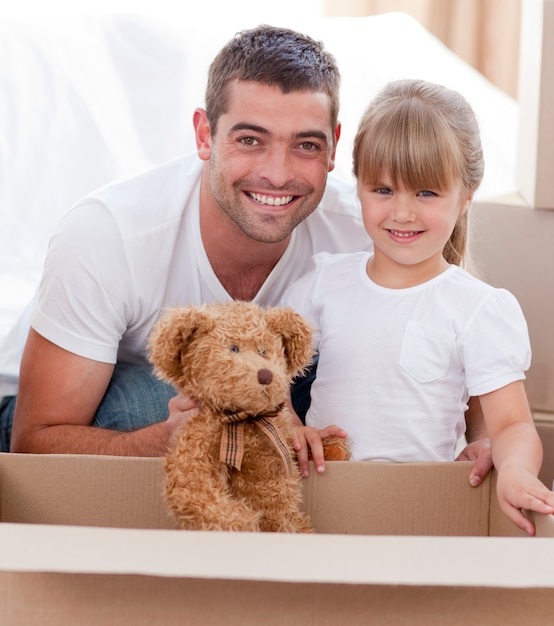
[148,301,314,416]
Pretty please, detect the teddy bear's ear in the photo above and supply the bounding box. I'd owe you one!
[147,307,210,385]
[265,307,315,377]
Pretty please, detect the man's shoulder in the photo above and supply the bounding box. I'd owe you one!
[72,153,202,235]
[317,175,361,219]
[88,152,201,204]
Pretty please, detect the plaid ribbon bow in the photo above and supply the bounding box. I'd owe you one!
[220,403,292,474]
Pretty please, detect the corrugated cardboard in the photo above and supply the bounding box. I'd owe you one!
[1,452,554,626]
[537,420,554,488]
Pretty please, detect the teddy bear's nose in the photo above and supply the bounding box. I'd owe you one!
[257,368,273,385]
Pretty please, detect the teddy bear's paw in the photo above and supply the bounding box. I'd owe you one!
[172,508,262,532]
[293,515,315,533]
[260,512,313,533]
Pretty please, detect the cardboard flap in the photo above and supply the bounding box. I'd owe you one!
[0,453,174,529]
[537,421,554,488]
[304,460,491,536]
[0,522,553,588]
[531,510,554,537]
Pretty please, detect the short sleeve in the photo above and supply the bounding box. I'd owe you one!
[462,288,531,396]
[31,202,132,363]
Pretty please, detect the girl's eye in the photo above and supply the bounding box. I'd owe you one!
[375,187,392,195]
[230,345,240,353]
[418,190,436,197]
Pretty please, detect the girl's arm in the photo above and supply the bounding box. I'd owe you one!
[480,380,554,535]
[456,397,493,487]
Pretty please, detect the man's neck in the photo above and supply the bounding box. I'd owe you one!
[200,196,290,302]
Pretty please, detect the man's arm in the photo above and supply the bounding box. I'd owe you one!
[10,329,171,456]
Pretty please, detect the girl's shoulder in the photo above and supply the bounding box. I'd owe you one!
[446,266,525,316]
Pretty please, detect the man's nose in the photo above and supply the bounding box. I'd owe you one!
[258,147,295,188]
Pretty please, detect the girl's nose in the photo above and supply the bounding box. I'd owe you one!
[392,198,416,222]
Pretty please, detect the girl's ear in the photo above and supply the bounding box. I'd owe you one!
[460,191,474,216]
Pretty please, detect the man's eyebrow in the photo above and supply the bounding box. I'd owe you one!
[229,123,269,134]
[296,130,329,143]
[229,124,329,143]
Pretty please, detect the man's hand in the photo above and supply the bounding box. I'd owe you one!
[292,424,348,478]
[165,393,200,444]
[456,438,493,487]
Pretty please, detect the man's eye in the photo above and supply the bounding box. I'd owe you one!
[299,141,318,151]
[240,137,259,146]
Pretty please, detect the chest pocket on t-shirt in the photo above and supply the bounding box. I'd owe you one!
[399,320,456,383]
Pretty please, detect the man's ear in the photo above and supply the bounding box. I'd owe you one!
[328,122,341,173]
[193,108,212,161]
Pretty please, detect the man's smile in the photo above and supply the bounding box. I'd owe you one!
[247,192,296,207]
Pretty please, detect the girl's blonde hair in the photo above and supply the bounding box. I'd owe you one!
[352,79,484,267]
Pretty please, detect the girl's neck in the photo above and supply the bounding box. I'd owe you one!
[366,252,450,289]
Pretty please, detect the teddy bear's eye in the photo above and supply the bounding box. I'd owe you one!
[229,345,240,353]
[258,348,266,357]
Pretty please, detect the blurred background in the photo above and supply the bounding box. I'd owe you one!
[0,0,522,98]
[324,0,522,99]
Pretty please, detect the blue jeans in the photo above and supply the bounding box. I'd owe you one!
[0,358,317,452]
[0,395,15,452]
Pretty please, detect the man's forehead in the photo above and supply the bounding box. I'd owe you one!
[223,81,334,133]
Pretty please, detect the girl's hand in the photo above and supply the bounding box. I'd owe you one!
[455,438,493,486]
[496,466,554,535]
[165,392,200,444]
[293,424,348,478]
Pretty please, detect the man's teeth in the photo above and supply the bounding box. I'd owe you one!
[249,192,294,206]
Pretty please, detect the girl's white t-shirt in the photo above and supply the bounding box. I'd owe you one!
[282,251,531,463]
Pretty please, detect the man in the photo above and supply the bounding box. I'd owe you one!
[4,25,491,481]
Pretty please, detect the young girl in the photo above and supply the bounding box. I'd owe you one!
[283,79,554,535]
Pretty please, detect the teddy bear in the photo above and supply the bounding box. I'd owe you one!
[148,300,320,532]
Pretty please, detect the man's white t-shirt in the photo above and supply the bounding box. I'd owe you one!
[281,251,532,463]
[26,153,371,376]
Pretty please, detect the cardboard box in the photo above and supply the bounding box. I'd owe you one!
[537,419,554,488]
[1,452,554,625]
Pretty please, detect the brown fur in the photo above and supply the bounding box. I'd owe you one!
[148,301,315,532]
